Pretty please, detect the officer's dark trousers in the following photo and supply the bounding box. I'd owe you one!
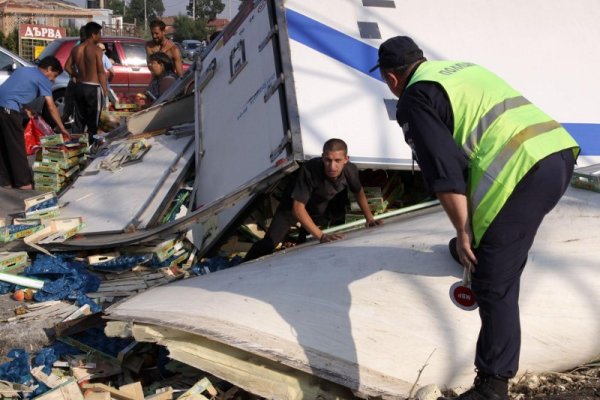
[472,149,575,379]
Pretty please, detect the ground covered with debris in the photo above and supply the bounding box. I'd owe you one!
[1,164,597,399]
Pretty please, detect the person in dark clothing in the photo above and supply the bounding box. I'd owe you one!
[65,22,108,143]
[373,36,579,400]
[62,26,86,125]
[244,138,381,262]
[146,52,177,102]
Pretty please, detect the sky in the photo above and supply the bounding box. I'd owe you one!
[69,0,241,19]
[159,0,242,18]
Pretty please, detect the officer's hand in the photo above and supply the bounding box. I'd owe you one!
[456,230,477,273]
[365,218,383,228]
[320,233,344,243]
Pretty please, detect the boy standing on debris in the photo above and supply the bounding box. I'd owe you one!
[244,138,381,262]
[66,22,109,143]
[373,36,579,400]
[0,56,70,190]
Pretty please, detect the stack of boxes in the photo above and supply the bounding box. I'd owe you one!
[571,164,600,193]
[0,192,57,244]
[32,134,89,193]
[345,173,405,224]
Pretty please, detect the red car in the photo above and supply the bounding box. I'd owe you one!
[37,36,188,110]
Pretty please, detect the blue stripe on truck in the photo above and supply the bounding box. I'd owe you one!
[286,8,381,80]
[286,8,600,156]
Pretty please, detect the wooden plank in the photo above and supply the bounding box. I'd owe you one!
[83,392,110,400]
[131,324,355,400]
[119,382,144,400]
[81,384,136,400]
[34,379,83,400]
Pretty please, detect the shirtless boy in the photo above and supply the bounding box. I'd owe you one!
[145,20,183,78]
[65,21,108,143]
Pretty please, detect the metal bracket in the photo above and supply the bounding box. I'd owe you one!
[270,130,292,162]
[263,73,284,103]
[258,24,279,52]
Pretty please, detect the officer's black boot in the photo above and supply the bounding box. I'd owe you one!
[438,373,509,400]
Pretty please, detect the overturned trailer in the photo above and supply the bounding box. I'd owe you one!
[49,0,600,255]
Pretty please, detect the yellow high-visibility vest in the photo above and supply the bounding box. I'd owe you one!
[407,61,579,246]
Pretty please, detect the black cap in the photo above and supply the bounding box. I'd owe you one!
[370,36,423,73]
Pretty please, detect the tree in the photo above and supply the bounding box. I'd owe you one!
[105,0,126,17]
[128,0,165,26]
[172,15,208,42]
[186,0,224,20]
[66,26,80,37]
[2,29,19,53]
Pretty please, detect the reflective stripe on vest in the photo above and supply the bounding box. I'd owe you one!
[407,61,579,246]
[463,96,531,157]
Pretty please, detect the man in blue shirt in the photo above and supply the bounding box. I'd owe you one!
[0,56,69,190]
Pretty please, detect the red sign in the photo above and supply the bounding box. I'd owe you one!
[19,24,66,40]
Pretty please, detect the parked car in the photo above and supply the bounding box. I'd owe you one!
[0,45,33,87]
[37,36,190,115]
[181,39,205,60]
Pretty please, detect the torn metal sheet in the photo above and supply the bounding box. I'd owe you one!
[105,187,600,399]
[42,160,297,251]
[58,134,194,234]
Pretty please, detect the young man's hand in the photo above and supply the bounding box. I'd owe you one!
[366,218,383,227]
[320,233,345,243]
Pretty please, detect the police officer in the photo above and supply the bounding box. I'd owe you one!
[373,36,579,400]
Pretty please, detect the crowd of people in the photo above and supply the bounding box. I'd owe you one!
[0,20,185,190]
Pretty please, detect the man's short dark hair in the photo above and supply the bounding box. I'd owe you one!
[79,26,86,41]
[38,56,63,75]
[84,22,102,39]
[323,138,348,154]
[149,20,166,30]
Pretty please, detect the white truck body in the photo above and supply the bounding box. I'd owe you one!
[190,0,600,253]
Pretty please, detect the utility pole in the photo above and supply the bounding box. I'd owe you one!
[144,0,147,32]
[192,0,196,20]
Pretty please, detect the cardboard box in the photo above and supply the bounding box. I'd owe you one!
[129,239,177,262]
[24,192,56,211]
[0,251,29,274]
[32,161,62,174]
[0,224,44,243]
[34,172,66,185]
[40,134,65,146]
[40,156,81,170]
[25,205,60,219]
[42,144,86,160]
[24,217,85,254]
[571,163,600,192]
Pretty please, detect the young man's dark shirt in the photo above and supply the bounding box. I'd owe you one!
[396,80,469,195]
[281,157,362,218]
